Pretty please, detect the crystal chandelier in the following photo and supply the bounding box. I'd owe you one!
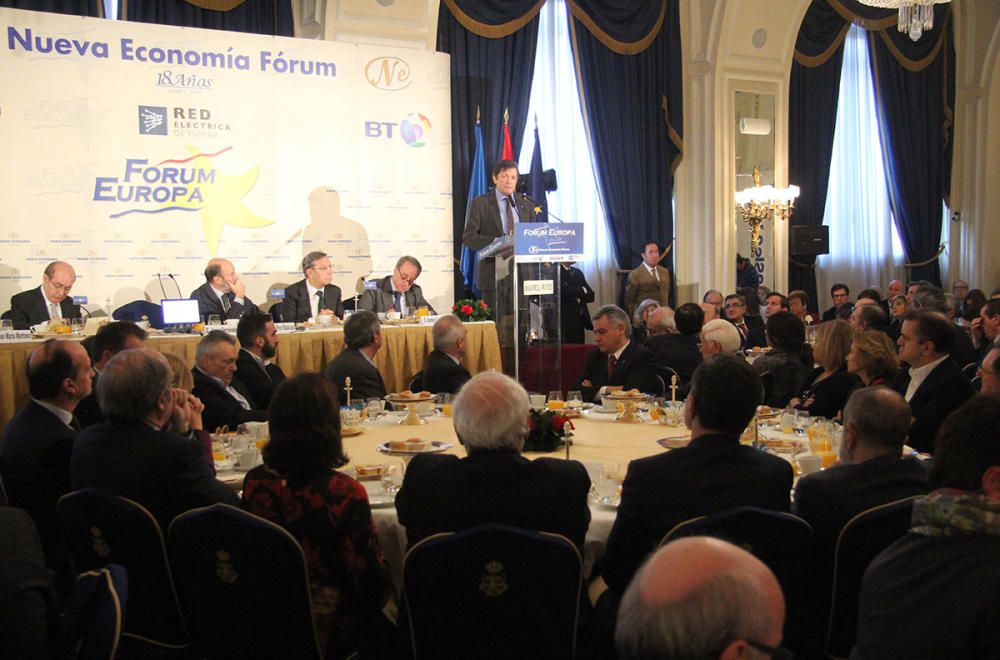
[735,168,800,255]
[856,0,951,42]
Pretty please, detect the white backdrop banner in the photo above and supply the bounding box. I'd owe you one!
[0,8,453,315]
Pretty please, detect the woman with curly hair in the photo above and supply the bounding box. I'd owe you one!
[847,330,901,387]
[242,373,391,659]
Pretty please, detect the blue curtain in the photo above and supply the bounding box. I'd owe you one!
[788,0,849,311]
[0,0,103,16]
[566,0,683,292]
[121,0,293,36]
[868,9,954,284]
[790,0,954,289]
[437,0,542,295]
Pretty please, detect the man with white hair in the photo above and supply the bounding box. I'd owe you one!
[616,537,787,660]
[418,315,471,394]
[395,371,591,549]
[700,318,742,358]
[645,306,675,337]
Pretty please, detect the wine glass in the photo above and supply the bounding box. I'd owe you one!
[547,390,564,411]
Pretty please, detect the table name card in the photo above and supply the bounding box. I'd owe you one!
[0,330,33,342]
[204,324,237,336]
[275,322,297,334]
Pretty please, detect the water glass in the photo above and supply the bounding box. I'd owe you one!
[366,398,383,421]
[439,393,454,417]
[793,410,810,434]
[380,460,404,495]
[0,318,12,331]
[529,393,547,409]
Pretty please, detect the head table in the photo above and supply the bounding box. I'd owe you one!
[0,321,502,433]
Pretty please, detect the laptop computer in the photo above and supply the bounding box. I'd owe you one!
[160,298,201,332]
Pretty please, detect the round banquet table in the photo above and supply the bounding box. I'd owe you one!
[219,409,694,589]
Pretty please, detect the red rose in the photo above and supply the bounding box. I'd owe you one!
[480,301,487,308]
[461,304,474,315]
[452,304,458,311]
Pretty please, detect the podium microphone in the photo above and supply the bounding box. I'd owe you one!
[166,273,183,298]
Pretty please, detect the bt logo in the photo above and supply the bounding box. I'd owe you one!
[364,113,431,147]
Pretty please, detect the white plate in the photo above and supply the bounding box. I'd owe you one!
[587,408,618,415]
[377,441,453,456]
[367,493,396,509]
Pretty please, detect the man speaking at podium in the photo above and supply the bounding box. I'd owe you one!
[462,160,537,310]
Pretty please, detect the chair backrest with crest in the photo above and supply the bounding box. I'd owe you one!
[57,488,189,650]
[402,523,583,660]
[168,503,322,660]
[825,496,918,658]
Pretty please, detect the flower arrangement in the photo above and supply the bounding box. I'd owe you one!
[452,298,491,322]
[524,408,574,453]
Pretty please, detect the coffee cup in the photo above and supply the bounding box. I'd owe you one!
[795,453,822,476]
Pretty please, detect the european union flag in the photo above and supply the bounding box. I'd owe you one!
[460,122,486,298]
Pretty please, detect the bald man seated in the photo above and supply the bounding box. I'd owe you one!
[615,536,787,659]
[190,258,259,322]
[9,261,81,330]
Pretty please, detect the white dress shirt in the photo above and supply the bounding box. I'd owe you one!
[904,354,949,402]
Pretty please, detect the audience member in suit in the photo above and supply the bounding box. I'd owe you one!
[645,303,703,387]
[788,289,811,325]
[981,341,1000,395]
[854,395,1000,658]
[971,299,1000,361]
[592,354,793,630]
[74,321,148,428]
[559,262,595,344]
[325,310,387,403]
[624,242,670,320]
[418,315,471,394]
[789,320,860,419]
[724,293,763,349]
[909,282,978,368]
[462,159,535,310]
[0,339,91,580]
[615,537,785,660]
[571,305,661,402]
[884,279,904,314]
[751,312,813,409]
[71,348,238,530]
[630,298,660,345]
[894,310,975,454]
[8,260,81,330]
[747,292,789,349]
[0,507,57,660]
[793,387,928,650]
[396,371,591,549]
[234,313,286,409]
[699,318,742,358]
[190,257,259,322]
[280,251,344,322]
[849,300,891,338]
[357,255,436,316]
[191,330,267,432]
[821,283,850,322]
[702,289,724,320]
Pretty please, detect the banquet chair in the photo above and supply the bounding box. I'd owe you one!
[660,506,813,654]
[408,370,424,392]
[55,565,128,660]
[825,496,918,659]
[267,300,283,322]
[57,488,191,652]
[402,524,582,660]
[168,504,322,660]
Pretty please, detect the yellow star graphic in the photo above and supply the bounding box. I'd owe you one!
[165,146,274,254]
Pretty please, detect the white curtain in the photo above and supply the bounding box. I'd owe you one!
[817,24,906,301]
[517,0,619,309]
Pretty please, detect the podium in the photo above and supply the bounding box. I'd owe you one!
[478,223,585,394]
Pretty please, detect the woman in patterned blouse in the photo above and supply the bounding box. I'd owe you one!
[243,373,391,658]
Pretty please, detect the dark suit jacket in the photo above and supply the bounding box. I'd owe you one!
[894,358,975,454]
[462,190,536,292]
[357,276,435,315]
[0,401,76,566]
[571,341,661,403]
[793,454,928,638]
[74,372,103,428]
[729,314,764,349]
[420,350,470,394]
[9,287,81,330]
[70,419,238,529]
[190,282,259,322]
[601,433,793,594]
[395,450,591,549]
[191,368,267,432]
[645,333,702,385]
[234,349,286,409]
[746,324,767,349]
[560,265,595,344]
[0,507,56,659]
[324,348,387,403]
[281,279,344,322]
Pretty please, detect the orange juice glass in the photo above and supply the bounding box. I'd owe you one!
[442,403,453,417]
[547,400,566,411]
[255,438,268,450]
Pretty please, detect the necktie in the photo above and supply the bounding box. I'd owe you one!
[49,302,60,319]
[738,322,748,340]
[393,291,402,313]
[505,196,515,235]
[221,293,232,313]
[316,290,326,312]
[69,415,82,432]
[607,354,618,378]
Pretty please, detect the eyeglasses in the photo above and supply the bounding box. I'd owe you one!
[725,302,744,309]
